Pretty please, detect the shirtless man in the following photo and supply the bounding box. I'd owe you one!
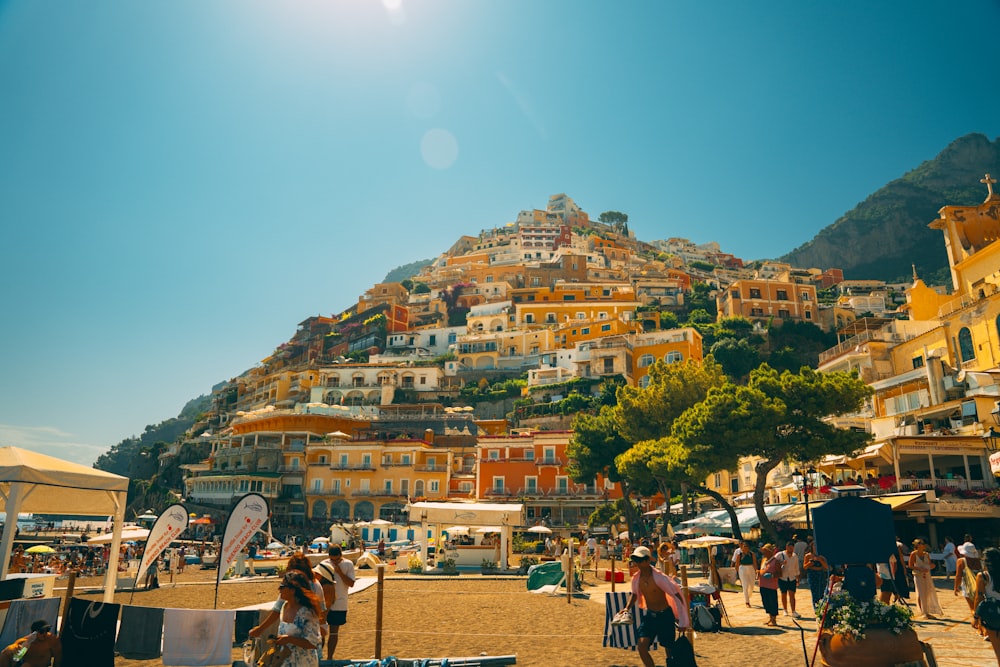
[0,620,61,667]
[623,546,690,667]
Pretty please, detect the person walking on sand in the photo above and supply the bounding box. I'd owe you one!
[732,540,758,608]
[0,620,61,667]
[314,545,355,661]
[621,546,690,667]
[775,541,802,618]
[909,538,942,619]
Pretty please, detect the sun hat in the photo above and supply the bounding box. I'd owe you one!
[959,542,979,558]
[631,546,652,560]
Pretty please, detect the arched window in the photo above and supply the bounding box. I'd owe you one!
[958,327,976,363]
[354,501,375,522]
[330,500,350,520]
[638,354,655,368]
[311,500,327,519]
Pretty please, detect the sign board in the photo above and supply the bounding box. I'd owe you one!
[931,500,1000,518]
[406,501,525,527]
[990,451,1000,476]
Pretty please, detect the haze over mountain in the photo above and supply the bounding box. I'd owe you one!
[780,133,1000,282]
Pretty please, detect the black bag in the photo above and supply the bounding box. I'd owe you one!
[976,597,1000,631]
[667,634,698,667]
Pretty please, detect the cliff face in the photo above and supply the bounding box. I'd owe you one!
[780,133,1000,280]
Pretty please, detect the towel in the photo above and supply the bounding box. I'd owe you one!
[162,608,235,666]
[603,591,658,651]
[0,579,25,601]
[115,605,164,659]
[0,597,60,648]
[234,609,259,644]
[61,598,121,667]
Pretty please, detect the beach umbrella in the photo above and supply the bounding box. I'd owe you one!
[25,545,55,554]
[676,535,739,549]
[266,541,286,550]
[476,526,501,533]
[526,526,552,534]
[443,526,469,534]
[312,537,330,543]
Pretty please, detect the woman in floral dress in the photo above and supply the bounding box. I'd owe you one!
[272,570,323,667]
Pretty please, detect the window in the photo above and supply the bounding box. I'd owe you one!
[665,351,682,363]
[359,479,370,491]
[428,334,436,346]
[638,354,654,368]
[576,312,586,319]
[749,288,762,299]
[525,476,537,493]
[731,478,740,493]
[429,480,439,492]
[751,307,764,316]
[525,314,535,324]
[581,327,590,335]
[563,294,575,301]
[384,479,393,493]
[400,479,408,495]
[546,313,556,323]
[714,473,721,487]
[556,476,569,493]
[420,376,426,385]
[958,327,976,362]
[524,449,534,460]
[447,332,457,344]
[801,292,812,301]
[332,479,341,493]
[805,310,812,320]
[427,457,436,470]
[402,454,411,464]
[543,446,556,463]
[639,375,651,388]
[731,290,739,299]
[778,309,790,318]
[489,450,499,460]
[601,324,611,332]
[493,477,505,493]
[776,290,788,300]
[362,454,372,467]
[312,479,323,492]
[912,356,925,369]
[339,454,348,467]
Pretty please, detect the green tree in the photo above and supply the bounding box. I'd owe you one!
[659,311,680,329]
[673,365,872,542]
[709,337,761,381]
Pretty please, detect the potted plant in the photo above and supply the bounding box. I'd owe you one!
[438,557,458,574]
[407,554,423,574]
[816,592,922,667]
[518,556,539,575]
[480,559,497,574]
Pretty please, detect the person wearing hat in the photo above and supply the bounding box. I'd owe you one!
[955,540,985,637]
[621,545,690,667]
[0,620,61,667]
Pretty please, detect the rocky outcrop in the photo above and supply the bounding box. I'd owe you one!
[781,133,1000,280]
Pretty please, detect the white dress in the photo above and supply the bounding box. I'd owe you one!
[911,552,943,617]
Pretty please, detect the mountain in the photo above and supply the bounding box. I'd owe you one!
[780,133,1000,282]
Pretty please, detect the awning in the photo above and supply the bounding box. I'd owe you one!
[914,401,962,422]
[843,443,892,469]
[772,501,828,525]
[871,493,925,510]
[680,504,793,535]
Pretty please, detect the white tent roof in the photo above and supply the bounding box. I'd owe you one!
[0,447,129,514]
[0,447,129,603]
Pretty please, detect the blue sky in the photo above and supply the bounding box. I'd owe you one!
[2,1,999,466]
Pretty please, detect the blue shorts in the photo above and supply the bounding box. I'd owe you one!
[637,607,675,647]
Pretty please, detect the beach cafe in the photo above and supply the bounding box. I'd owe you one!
[405,501,524,571]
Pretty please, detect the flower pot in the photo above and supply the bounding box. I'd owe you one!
[819,627,924,667]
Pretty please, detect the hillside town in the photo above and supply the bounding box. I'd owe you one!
[171,179,1000,548]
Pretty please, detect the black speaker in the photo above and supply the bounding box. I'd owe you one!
[843,564,876,601]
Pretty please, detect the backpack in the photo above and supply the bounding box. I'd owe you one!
[692,604,719,632]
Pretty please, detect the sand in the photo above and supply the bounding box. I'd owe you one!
[59,564,804,667]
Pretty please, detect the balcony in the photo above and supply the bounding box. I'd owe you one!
[329,463,375,471]
[535,458,564,466]
[413,465,444,473]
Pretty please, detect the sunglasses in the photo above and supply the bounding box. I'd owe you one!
[279,583,291,589]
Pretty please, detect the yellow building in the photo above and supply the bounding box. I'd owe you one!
[510,282,640,329]
[631,329,704,386]
[305,433,452,522]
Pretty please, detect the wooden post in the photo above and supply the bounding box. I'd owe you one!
[60,570,76,636]
[610,554,616,593]
[374,564,385,658]
[680,565,692,649]
[567,538,574,604]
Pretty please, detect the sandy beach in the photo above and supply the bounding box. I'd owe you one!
[60,564,805,667]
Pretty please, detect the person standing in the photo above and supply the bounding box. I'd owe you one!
[909,539,942,619]
[758,544,781,627]
[314,545,355,661]
[803,543,829,606]
[893,536,912,599]
[0,620,62,667]
[793,534,808,584]
[621,546,690,667]
[775,541,802,618]
[954,542,985,637]
[974,547,1000,661]
[732,540,758,608]
[941,536,957,578]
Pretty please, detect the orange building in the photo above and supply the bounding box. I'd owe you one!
[716,278,818,326]
[476,431,616,526]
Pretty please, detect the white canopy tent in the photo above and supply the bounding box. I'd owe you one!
[0,447,129,602]
[405,501,524,570]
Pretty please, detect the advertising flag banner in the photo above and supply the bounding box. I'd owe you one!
[133,504,190,591]
[214,493,269,607]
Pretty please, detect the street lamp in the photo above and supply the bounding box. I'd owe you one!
[792,466,819,533]
[983,427,1000,452]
